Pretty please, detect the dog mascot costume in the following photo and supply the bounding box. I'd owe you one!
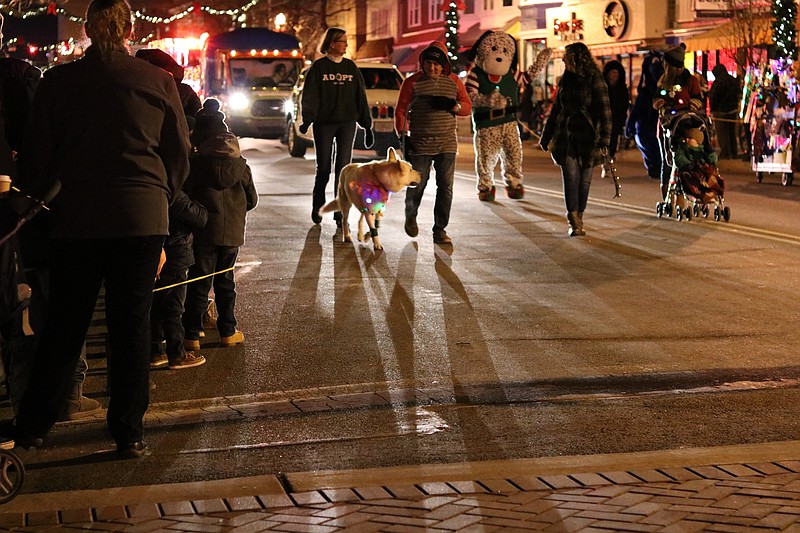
[466,31,551,201]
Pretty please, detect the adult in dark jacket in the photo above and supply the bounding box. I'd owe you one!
[652,43,703,199]
[540,42,612,237]
[300,27,373,226]
[150,190,207,371]
[135,48,202,125]
[602,60,629,162]
[182,99,257,353]
[709,64,741,160]
[625,52,664,180]
[8,0,190,456]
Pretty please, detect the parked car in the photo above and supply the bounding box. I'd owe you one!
[284,62,403,157]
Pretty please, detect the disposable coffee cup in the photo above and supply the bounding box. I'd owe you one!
[0,175,11,194]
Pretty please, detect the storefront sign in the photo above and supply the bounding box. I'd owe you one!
[603,1,629,39]
[553,12,584,42]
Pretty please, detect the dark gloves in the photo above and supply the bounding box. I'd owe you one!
[299,122,309,134]
[364,128,374,149]
[429,95,458,111]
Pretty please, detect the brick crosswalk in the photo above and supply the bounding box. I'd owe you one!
[4,460,800,531]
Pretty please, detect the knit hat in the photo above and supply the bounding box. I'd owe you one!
[664,44,686,68]
[419,45,449,69]
[135,48,184,82]
[191,98,229,146]
[685,127,704,145]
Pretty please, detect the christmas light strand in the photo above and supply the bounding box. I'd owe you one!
[444,0,460,65]
[0,0,261,25]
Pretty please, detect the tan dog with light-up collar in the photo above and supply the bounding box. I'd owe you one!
[319,147,420,250]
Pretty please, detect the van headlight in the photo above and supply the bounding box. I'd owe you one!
[228,93,250,111]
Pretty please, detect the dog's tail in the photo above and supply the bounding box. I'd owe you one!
[318,199,340,215]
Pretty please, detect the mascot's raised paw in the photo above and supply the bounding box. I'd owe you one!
[488,90,508,109]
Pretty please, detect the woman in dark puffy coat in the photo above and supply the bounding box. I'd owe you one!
[540,42,612,237]
[625,52,664,181]
[182,99,257,353]
[602,60,629,163]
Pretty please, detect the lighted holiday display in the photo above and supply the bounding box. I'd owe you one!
[772,0,797,60]
[443,0,465,67]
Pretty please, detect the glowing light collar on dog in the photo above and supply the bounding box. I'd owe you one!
[348,180,391,215]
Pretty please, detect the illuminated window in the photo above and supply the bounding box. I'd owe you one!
[408,0,421,27]
[429,0,444,22]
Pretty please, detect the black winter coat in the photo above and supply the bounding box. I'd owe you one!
[17,46,190,240]
[184,133,257,247]
[709,69,740,114]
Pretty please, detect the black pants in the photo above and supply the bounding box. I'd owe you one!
[405,153,456,234]
[713,111,739,159]
[312,121,357,222]
[183,245,239,339]
[151,264,190,360]
[7,267,89,415]
[15,236,163,445]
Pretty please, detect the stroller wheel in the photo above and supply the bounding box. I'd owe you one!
[684,207,692,221]
[722,206,731,222]
[665,203,673,217]
[676,208,683,221]
[0,451,25,504]
[656,202,663,218]
[702,205,709,218]
[714,206,720,221]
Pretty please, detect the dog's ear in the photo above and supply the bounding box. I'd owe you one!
[387,147,398,162]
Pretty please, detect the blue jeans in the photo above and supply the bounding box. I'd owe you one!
[405,153,456,233]
[312,121,357,222]
[560,156,594,214]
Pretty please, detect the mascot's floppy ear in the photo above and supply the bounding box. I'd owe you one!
[467,30,494,63]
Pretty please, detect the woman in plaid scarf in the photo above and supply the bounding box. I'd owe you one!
[540,42,612,236]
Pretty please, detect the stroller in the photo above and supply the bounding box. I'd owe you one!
[0,182,60,503]
[656,111,730,222]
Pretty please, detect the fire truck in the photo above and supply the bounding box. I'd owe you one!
[201,28,304,138]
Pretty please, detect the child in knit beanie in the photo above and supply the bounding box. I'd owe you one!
[182,99,258,351]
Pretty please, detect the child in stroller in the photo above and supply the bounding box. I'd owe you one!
[657,112,730,221]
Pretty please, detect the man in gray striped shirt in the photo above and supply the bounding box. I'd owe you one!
[394,42,471,245]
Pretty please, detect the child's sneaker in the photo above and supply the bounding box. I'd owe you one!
[169,352,206,370]
[220,330,245,346]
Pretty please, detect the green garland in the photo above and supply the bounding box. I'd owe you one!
[772,0,797,60]
[443,1,459,68]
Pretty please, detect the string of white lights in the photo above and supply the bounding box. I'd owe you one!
[0,0,261,25]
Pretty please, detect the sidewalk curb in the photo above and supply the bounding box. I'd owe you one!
[4,439,799,514]
[285,439,800,492]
